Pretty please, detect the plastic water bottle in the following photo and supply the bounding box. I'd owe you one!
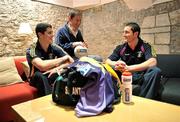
[122,71,132,104]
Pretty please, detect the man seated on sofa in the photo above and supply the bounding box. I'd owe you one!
[105,22,161,99]
[26,23,74,97]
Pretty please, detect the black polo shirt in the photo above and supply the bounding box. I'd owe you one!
[108,38,156,65]
[26,41,66,73]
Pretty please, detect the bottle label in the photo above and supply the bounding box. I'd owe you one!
[122,84,132,104]
[125,88,130,102]
[123,77,131,82]
[122,75,132,84]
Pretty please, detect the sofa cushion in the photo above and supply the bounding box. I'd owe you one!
[0,82,37,103]
[21,61,30,80]
[160,78,180,105]
[14,56,27,79]
[0,82,37,121]
[157,54,180,78]
[0,57,24,86]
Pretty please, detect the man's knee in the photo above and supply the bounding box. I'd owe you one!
[147,67,161,76]
[34,71,44,77]
[31,72,45,85]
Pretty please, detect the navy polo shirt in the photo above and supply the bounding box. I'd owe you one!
[54,23,84,57]
[26,41,66,73]
[108,39,156,65]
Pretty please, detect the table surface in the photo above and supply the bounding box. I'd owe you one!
[12,95,180,122]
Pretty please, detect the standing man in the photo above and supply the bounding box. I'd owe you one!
[26,23,74,97]
[54,11,87,58]
[105,22,161,99]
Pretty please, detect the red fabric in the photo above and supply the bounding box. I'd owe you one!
[14,56,27,77]
[0,82,37,103]
[0,57,38,122]
[0,82,37,121]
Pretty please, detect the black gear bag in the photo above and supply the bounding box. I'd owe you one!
[52,68,88,106]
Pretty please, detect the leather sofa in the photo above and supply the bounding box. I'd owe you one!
[0,56,37,122]
[157,54,180,105]
[133,54,180,105]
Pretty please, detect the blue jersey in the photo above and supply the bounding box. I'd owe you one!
[54,23,84,57]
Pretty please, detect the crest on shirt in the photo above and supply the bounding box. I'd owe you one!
[137,51,143,58]
[49,53,54,59]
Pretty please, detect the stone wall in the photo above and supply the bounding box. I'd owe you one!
[82,0,180,59]
[0,0,73,56]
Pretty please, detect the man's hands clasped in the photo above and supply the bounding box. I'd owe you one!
[115,60,127,72]
[44,55,74,78]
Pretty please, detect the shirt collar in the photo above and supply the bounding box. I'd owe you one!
[37,40,52,54]
[67,23,78,37]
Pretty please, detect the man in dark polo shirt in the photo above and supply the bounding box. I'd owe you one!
[26,23,74,97]
[105,22,161,99]
[54,11,88,58]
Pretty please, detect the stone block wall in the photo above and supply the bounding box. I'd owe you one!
[0,0,73,56]
[82,0,180,59]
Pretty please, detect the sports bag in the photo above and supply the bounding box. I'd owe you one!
[52,67,88,106]
[52,57,121,117]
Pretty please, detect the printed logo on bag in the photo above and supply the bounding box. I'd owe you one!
[65,86,81,95]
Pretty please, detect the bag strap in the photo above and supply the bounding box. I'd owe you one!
[102,63,122,86]
[52,76,63,103]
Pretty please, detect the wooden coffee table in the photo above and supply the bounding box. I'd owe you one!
[12,95,180,122]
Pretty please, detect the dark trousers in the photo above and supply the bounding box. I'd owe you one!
[30,71,58,97]
[133,67,161,99]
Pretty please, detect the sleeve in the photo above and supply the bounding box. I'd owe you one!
[144,43,157,60]
[26,43,38,65]
[52,44,67,57]
[108,45,121,61]
[54,27,74,55]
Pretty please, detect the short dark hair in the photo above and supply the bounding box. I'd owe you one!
[68,11,82,19]
[125,22,141,37]
[35,23,52,38]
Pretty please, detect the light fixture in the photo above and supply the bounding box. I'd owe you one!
[18,22,33,35]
